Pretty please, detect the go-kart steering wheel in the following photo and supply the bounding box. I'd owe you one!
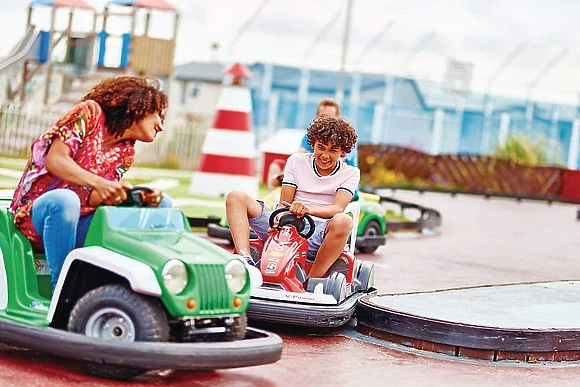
[269,207,316,239]
[118,186,154,207]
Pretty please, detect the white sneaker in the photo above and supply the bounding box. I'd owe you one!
[234,254,255,267]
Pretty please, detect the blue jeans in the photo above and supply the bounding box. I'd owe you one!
[32,189,173,289]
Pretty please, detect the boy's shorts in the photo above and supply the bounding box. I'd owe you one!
[249,200,329,260]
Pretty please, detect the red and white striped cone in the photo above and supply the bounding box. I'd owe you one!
[189,63,258,198]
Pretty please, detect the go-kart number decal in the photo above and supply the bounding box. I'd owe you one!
[265,262,277,274]
[34,260,50,275]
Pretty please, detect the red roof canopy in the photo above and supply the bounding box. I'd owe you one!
[108,0,177,11]
[224,62,253,78]
[32,0,95,10]
[135,0,177,11]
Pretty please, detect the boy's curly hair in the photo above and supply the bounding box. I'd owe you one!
[306,116,357,153]
[82,76,168,137]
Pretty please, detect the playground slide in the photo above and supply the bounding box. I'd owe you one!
[0,27,41,76]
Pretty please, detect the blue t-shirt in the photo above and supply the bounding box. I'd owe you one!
[299,133,359,167]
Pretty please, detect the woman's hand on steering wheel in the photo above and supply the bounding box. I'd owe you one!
[90,179,131,206]
[140,187,163,207]
[118,185,163,207]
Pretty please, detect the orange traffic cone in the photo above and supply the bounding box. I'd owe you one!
[189,62,258,198]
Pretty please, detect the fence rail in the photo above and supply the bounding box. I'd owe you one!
[359,144,577,202]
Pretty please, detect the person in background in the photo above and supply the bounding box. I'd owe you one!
[297,98,358,168]
[227,115,359,282]
[266,158,287,191]
[10,76,171,289]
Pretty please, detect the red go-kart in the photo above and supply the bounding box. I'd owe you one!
[241,204,376,327]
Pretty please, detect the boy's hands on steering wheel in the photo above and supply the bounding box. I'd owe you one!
[267,200,312,234]
[281,200,311,217]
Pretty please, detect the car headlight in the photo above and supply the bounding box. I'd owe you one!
[162,259,188,294]
[225,260,247,293]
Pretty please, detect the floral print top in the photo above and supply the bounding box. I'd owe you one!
[10,100,135,250]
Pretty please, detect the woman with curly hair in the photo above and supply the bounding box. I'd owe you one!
[226,115,360,281]
[10,75,171,288]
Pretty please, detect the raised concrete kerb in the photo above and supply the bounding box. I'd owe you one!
[356,280,580,362]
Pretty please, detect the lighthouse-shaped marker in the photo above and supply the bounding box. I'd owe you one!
[189,62,258,198]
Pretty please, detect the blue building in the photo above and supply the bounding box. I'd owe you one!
[174,61,580,169]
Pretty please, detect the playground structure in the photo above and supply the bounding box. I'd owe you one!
[0,0,179,106]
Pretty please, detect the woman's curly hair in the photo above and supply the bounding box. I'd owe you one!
[82,76,168,137]
[306,116,357,153]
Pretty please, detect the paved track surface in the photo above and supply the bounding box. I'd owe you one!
[1,191,579,386]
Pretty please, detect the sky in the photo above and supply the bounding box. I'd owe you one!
[2,0,580,105]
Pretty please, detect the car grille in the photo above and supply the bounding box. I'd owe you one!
[194,264,231,313]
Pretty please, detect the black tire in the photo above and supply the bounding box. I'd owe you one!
[358,220,381,254]
[224,314,247,341]
[354,261,375,292]
[324,272,347,303]
[68,284,169,380]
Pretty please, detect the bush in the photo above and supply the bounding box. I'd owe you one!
[492,133,561,166]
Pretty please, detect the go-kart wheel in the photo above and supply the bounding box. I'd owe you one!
[67,284,169,380]
[358,220,381,254]
[269,207,316,239]
[119,186,154,207]
[324,272,347,303]
[224,314,247,341]
[354,260,375,292]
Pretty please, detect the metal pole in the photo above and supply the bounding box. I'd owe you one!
[297,9,341,126]
[336,0,354,104]
[43,6,57,105]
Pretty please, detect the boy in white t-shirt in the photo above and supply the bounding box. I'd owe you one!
[226,115,360,281]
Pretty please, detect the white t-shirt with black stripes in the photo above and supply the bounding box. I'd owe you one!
[281,153,360,212]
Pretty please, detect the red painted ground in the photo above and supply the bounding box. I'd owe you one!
[2,191,580,386]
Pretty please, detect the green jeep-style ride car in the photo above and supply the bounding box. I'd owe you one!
[0,196,282,380]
